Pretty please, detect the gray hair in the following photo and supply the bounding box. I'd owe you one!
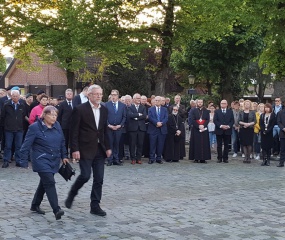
[65,88,73,94]
[11,90,20,95]
[87,84,102,94]
[40,106,58,119]
[125,95,132,100]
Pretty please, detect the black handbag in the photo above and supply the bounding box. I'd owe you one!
[58,162,76,181]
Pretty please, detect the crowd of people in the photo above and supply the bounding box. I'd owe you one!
[1,83,285,220]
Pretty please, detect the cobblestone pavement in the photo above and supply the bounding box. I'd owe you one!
[1,151,285,240]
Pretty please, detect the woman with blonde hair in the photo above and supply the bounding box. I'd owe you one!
[253,103,265,160]
[239,100,256,163]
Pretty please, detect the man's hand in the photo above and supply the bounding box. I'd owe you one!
[72,151,80,161]
[106,149,112,158]
[199,125,204,130]
[156,122,162,127]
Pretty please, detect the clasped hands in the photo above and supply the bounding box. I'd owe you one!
[108,125,121,130]
[220,125,230,130]
[156,122,163,127]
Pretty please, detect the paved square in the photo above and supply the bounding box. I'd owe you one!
[1,154,285,240]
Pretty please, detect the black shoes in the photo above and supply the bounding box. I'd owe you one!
[30,206,45,215]
[217,159,222,163]
[113,161,123,166]
[156,160,163,164]
[2,162,9,168]
[148,160,154,164]
[277,164,284,167]
[65,195,74,209]
[90,205,106,217]
[223,160,229,163]
[55,209,64,220]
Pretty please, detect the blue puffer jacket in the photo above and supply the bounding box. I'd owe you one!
[20,119,67,173]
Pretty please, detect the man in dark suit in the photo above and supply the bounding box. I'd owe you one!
[128,93,147,164]
[105,89,127,166]
[214,100,234,163]
[57,89,73,156]
[65,84,111,216]
[72,86,89,108]
[277,108,285,167]
[147,96,168,164]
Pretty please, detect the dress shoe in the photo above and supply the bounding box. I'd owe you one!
[156,160,163,164]
[90,205,106,216]
[148,160,154,164]
[125,156,130,160]
[65,195,75,209]
[277,164,284,167]
[200,160,207,164]
[217,159,222,163]
[223,160,229,163]
[55,209,64,220]
[2,162,9,168]
[113,161,123,166]
[107,162,112,166]
[131,160,136,164]
[193,160,198,163]
[15,162,21,167]
[30,206,45,215]
[136,160,142,164]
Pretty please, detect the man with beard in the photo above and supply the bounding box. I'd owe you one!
[189,99,211,163]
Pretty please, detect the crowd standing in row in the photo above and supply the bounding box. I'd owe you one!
[1,84,285,220]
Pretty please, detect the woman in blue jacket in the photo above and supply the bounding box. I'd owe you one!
[20,105,69,220]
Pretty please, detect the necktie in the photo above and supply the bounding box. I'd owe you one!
[136,105,139,112]
[157,107,160,121]
[14,103,17,110]
[68,101,72,109]
[113,102,117,113]
[223,109,226,114]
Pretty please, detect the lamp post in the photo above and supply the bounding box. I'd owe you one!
[188,75,196,100]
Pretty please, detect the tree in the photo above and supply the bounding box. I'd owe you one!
[239,61,273,103]
[171,26,264,102]
[0,55,6,73]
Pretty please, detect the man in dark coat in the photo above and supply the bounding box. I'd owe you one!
[164,106,184,162]
[105,89,127,166]
[214,100,234,163]
[189,99,211,163]
[57,89,74,156]
[65,84,111,216]
[127,93,147,164]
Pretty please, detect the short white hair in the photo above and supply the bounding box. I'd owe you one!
[11,90,20,95]
[125,95,132,100]
[87,84,102,94]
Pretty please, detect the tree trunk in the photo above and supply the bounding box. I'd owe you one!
[154,0,175,96]
[220,73,233,103]
[65,58,75,90]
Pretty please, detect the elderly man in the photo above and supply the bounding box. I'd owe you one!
[147,96,168,164]
[1,90,27,168]
[214,100,234,163]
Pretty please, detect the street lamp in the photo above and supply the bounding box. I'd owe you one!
[188,75,195,85]
[187,75,196,99]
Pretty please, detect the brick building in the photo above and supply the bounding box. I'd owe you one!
[0,55,68,97]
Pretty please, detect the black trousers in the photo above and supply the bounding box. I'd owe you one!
[32,172,59,214]
[280,138,285,165]
[129,130,145,161]
[62,129,70,155]
[69,145,105,209]
[216,134,231,161]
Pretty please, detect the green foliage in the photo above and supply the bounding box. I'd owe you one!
[0,55,6,73]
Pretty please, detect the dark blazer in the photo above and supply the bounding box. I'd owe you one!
[260,113,275,134]
[214,109,234,135]
[0,96,9,111]
[147,106,168,134]
[105,101,127,127]
[127,104,147,132]
[277,109,285,138]
[273,105,284,125]
[70,102,110,160]
[72,95,82,108]
[238,110,256,127]
[58,100,73,129]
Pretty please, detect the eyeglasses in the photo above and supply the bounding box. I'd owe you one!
[173,109,178,111]
[90,93,103,96]
[275,100,281,102]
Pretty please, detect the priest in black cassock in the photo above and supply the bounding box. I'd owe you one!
[164,106,184,162]
[189,99,211,163]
